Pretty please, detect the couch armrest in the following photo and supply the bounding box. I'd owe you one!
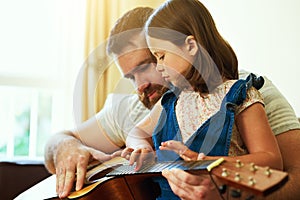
[0,159,51,200]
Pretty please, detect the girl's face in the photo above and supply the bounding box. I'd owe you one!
[147,36,197,87]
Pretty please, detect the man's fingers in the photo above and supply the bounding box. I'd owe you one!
[162,169,189,198]
[162,169,207,200]
[56,167,64,195]
[53,140,95,198]
[63,170,76,196]
[162,169,177,185]
[56,167,67,198]
[163,168,202,185]
[75,164,87,191]
[55,152,90,198]
[87,147,113,161]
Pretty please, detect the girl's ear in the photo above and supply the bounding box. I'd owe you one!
[185,35,198,56]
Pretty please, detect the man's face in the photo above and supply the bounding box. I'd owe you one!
[117,49,169,109]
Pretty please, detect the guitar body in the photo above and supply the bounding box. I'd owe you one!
[78,175,159,200]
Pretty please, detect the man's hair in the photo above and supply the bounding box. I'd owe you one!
[106,7,154,55]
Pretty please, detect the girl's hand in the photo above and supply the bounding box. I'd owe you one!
[121,146,155,171]
[159,140,205,161]
[120,147,134,160]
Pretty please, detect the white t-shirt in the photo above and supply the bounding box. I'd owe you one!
[239,70,300,134]
[95,93,149,147]
[97,71,300,147]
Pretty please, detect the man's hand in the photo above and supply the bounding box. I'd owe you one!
[162,169,221,200]
[53,137,112,198]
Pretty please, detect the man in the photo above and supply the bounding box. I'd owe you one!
[44,6,300,200]
[44,7,169,198]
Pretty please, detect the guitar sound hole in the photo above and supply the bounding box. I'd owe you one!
[89,165,122,182]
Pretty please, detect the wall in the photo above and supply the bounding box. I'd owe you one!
[201,0,300,116]
[113,0,300,116]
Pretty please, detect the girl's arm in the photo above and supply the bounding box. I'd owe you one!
[232,102,283,170]
[124,99,163,170]
[201,102,284,170]
[196,103,283,170]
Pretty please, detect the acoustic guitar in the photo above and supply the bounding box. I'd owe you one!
[68,157,288,200]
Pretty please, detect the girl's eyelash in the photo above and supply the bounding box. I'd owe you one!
[159,55,165,60]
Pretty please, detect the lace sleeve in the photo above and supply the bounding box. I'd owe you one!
[235,87,264,115]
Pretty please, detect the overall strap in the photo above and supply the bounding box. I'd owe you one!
[189,73,265,156]
[220,73,264,111]
[153,87,182,161]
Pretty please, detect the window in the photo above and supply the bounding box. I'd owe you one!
[0,0,86,160]
[0,86,53,157]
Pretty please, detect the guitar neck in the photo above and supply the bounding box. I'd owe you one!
[106,159,215,176]
[105,158,288,197]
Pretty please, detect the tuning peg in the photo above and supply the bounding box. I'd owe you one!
[221,168,229,177]
[248,177,256,186]
[264,167,272,176]
[249,163,258,172]
[235,160,244,168]
[234,172,241,182]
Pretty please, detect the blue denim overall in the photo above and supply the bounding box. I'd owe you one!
[152,74,264,200]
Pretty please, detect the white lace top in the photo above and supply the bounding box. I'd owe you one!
[176,80,264,156]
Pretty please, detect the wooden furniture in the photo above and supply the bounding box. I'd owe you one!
[0,160,50,200]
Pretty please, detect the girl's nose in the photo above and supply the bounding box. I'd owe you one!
[156,63,164,72]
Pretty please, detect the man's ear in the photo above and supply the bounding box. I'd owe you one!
[185,35,198,56]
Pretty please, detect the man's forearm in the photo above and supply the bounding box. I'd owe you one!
[260,130,300,200]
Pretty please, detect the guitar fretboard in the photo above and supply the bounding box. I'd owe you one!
[106,160,215,176]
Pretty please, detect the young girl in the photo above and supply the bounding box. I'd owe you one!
[121,0,283,199]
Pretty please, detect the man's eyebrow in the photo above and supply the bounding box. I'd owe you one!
[139,57,154,66]
[124,57,154,79]
[133,57,154,71]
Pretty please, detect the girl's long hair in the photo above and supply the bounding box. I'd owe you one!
[145,0,238,93]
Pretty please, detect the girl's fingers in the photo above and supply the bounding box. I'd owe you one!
[160,140,188,155]
[129,149,141,166]
[121,147,134,160]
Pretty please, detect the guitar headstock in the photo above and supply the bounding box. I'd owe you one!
[210,159,288,196]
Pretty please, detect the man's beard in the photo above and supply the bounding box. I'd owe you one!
[138,84,169,109]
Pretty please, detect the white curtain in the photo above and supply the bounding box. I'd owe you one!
[77,0,165,123]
